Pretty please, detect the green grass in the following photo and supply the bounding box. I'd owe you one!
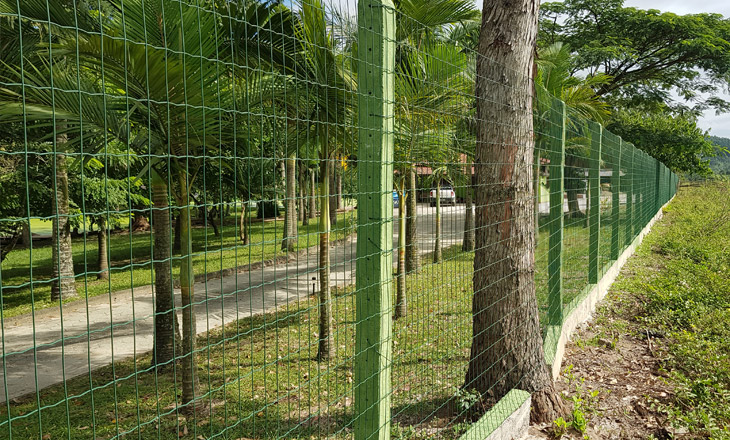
[587,181,730,438]
[0,246,475,440]
[0,210,356,318]
[0,195,656,439]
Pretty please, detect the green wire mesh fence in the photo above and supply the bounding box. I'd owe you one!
[0,0,678,439]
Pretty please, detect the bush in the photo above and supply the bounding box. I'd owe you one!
[256,200,280,219]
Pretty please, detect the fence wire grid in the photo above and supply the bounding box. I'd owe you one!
[0,0,678,439]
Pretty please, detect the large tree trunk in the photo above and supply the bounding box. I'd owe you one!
[329,162,338,227]
[239,201,250,245]
[151,174,180,368]
[177,170,199,414]
[97,216,109,280]
[462,181,475,252]
[51,152,77,301]
[317,152,334,361]
[465,0,565,424]
[405,168,419,273]
[394,183,407,319]
[282,155,297,251]
[433,180,442,263]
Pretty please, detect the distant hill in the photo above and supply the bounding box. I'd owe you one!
[708,136,730,175]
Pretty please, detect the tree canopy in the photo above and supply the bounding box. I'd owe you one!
[540,0,730,114]
[606,110,715,174]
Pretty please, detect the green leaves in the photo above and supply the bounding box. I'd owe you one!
[607,109,715,175]
[540,0,730,113]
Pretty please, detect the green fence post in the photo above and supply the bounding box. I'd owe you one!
[654,159,661,214]
[624,144,633,248]
[354,1,395,439]
[588,122,601,284]
[632,147,641,237]
[547,98,566,326]
[610,136,621,260]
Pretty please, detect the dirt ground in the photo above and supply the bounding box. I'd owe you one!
[526,315,687,440]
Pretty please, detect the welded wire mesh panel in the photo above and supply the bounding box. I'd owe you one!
[562,114,590,305]
[386,7,480,436]
[0,0,363,438]
[533,93,558,324]
[0,0,679,439]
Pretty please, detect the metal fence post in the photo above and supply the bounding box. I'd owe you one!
[354,1,395,439]
[633,147,641,237]
[654,159,661,214]
[625,144,633,246]
[610,137,621,260]
[547,98,566,326]
[588,122,601,284]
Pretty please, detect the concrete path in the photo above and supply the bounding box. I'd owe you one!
[0,204,470,403]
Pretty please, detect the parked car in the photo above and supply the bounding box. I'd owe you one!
[393,190,399,208]
[429,185,456,207]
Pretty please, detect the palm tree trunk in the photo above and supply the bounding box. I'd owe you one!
[394,182,407,319]
[282,155,297,251]
[534,152,541,244]
[207,207,220,237]
[51,151,77,301]
[239,200,250,245]
[151,174,179,368]
[329,162,337,227]
[174,214,181,254]
[433,180,442,263]
[462,180,475,252]
[97,216,109,280]
[405,167,419,273]
[298,167,306,223]
[20,222,31,247]
[336,166,343,209]
[317,154,334,361]
[177,170,199,412]
[308,170,317,220]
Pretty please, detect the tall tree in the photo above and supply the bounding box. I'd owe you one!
[394,0,480,275]
[294,0,355,361]
[465,0,565,422]
[539,0,730,113]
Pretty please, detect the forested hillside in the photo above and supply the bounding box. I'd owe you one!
[708,136,730,174]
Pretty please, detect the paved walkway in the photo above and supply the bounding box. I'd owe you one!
[0,205,469,403]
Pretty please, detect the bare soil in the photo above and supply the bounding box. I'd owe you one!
[526,314,690,440]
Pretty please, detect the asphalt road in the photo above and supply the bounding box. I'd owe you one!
[0,203,472,403]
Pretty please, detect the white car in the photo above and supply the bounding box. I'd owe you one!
[429,185,456,207]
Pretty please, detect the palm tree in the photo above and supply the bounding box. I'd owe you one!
[394,0,480,275]
[535,42,611,219]
[293,0,355,360]
[392,42,471,316]
[1,0,293,413]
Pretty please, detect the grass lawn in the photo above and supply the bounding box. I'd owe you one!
[0,205,643,440]
[0,210,356,318]
[0,246,475,440]
[0,191,651,439]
